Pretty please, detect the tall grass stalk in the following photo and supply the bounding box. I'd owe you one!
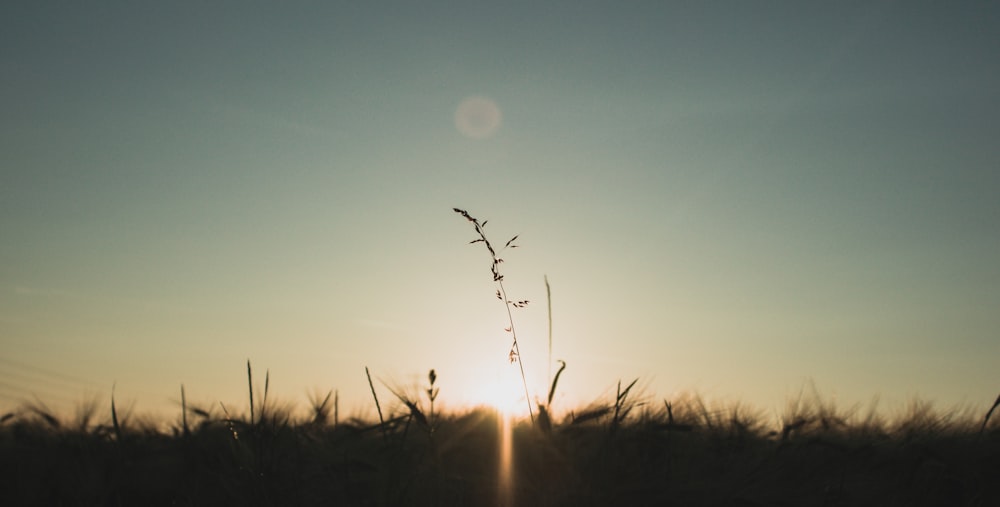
[610,378,639,435]
[981,393,1000,437]
[366,366,387,442]
[181,384,189,437]
[454,208,534,423]
[247,360,255,426]
[545,275,552,389]
[426,369,439,428]
[219,401,239,440]
[111,383,121,443]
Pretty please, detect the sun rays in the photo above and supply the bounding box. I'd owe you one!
[497,406,514,507]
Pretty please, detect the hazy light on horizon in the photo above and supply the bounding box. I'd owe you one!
[1,1,998,421]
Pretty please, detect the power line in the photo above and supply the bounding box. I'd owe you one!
[0,357,103,388]
[0,357,106,411]
[0,366,101,393]
[0,380,83,406]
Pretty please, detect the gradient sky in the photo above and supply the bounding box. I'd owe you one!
[2,1,998,421]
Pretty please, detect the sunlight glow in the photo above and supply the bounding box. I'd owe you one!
[498,407,513,507]
[462,365,520,504]
[468,367,526,418]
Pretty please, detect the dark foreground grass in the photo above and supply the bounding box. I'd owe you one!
[2,387,999,507]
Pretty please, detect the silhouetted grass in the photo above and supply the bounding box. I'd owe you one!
[2,377,998,507]
[3,209,996,505]
[454,207,535,423]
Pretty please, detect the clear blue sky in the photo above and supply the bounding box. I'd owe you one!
[2,1,998,421]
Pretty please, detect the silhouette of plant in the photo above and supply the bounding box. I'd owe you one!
[453,207,534,423]
[426,369,439,428]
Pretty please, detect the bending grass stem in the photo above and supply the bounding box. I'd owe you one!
[499,279,534,425]
[454,208,535,424]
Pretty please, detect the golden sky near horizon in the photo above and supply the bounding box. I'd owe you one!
[2,1,999,421]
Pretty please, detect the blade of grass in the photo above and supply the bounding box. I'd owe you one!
[548,360,567,407]
[181,384,189,437]
[247,360,254,426]
[261,368,270,427]
[611,378,639,434]
[111,383,121,442]
[383,380,429,430]
[980,393,1000,436]
[546,275,552,388]
[366,367,386,442]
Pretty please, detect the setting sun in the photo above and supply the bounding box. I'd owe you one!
[464,364,530,418]
[3,1,999,504]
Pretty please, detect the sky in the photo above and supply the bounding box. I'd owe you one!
[2,1,998,422]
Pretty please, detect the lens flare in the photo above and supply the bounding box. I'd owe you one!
[455,96,502,139]
[465,368,520,505]
[498,407,513,506]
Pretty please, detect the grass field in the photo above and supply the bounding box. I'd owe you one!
[2,375,998,507]
[3,210,996,506]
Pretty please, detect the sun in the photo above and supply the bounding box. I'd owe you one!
[467,366,527,418]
